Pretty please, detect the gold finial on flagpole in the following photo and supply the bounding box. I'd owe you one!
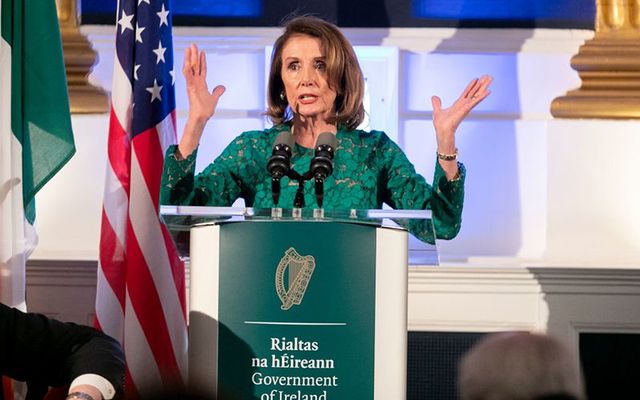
[551,0,640,119]
[57,0,108,114]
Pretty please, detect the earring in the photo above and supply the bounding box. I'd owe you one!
[280,91,286,101]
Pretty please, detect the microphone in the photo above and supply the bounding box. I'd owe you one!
[267,131,294,206]
[310,132,337,208]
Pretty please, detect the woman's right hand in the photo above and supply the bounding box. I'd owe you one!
[178,43,226,158]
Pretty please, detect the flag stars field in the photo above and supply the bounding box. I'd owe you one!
[153,41,166,64]
[118,10,134,33]
[157,4,169,27]
[146,79,163,103]
[135,23,145,43]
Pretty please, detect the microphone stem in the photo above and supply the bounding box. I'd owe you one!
[271,177,281,206]
[294,179,306,208]
[314,177,324,208]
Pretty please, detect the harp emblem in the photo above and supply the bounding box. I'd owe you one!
[275,247,315,310]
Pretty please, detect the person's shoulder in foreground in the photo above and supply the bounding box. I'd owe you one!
[0,302,125,400]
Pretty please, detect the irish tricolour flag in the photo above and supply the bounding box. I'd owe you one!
[0,0,75,309]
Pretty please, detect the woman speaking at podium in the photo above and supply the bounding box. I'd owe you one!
[160,16,491,243]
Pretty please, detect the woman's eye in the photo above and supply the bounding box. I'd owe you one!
[315,61,326,71]
[287,62,300,71]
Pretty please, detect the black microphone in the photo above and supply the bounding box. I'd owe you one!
[266,131,294,206]
[310,132,337,208]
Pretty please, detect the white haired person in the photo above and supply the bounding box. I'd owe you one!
[458,332,586,400]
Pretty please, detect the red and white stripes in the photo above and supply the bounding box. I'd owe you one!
[95,32,186,397]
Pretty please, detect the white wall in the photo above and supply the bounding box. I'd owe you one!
[31,26,640,269]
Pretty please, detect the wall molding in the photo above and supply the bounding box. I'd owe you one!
[26,259,96,287]
[27,260,640,350]
[82,25,593,55]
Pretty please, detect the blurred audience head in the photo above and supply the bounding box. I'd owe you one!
[458,331,585,400]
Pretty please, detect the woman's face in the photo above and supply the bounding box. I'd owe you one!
[280,34,337,122]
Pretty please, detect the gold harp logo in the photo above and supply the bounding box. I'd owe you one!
[275,247,316,310]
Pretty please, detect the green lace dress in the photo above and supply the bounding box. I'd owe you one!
[160,124,465,243]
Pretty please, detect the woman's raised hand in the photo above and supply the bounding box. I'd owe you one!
[178,44,226,157]
[431,75,492,153]
[183,43,226,123]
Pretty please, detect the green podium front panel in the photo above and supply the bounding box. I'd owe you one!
[217,221,376,400]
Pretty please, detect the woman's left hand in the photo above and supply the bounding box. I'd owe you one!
[431,75,492,180]
[431,75,493,153]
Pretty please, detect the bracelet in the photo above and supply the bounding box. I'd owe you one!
[66,392,96,400]
[437,148,458,161]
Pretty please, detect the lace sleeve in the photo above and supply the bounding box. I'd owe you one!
[379,133,465,243]
[160,139,246,206]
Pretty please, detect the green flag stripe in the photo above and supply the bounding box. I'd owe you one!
[7,0,75,224]
[0,0,12,45]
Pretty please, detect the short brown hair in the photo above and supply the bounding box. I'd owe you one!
[266,16,365,130]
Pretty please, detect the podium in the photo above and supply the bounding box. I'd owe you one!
[161,206,435,400]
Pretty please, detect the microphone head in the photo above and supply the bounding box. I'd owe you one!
[311,132,337,180]
[274,131,294,149]
[267,131,293,179]
[315,132,337,151]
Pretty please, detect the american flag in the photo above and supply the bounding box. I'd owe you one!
[95,0,187,397]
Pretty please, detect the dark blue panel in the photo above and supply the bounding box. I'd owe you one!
[412,0,595,23]
[174,0,261,17]
[81,0,262,20]
[80,0,595,28]
[81,0,117,17]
